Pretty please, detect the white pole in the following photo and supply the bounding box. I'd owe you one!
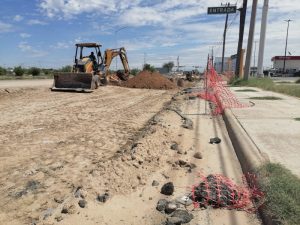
[257,0,269,77]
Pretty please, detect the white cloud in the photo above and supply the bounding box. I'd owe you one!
[51,41,71,49]
[27,19,47,25]
[0,21,13,33]
[20,33,31,38]
[18,41,47,57]
[13,15,24,22]
[35,0,300,69]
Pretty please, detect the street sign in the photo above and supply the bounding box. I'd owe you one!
[207,6,237,14]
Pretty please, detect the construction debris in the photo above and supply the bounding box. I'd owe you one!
[192,174,264,212]
[161,182,175,196]
[209,137,221,144]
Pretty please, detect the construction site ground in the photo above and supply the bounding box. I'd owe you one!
[0,82,261,225]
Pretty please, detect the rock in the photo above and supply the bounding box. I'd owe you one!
[177,149,184,154]
[182,118,193,130]
[97,193,109,203]
[176,196,193,206]
[167,217,183,225]
[42,208,53,220]
[176,160,187,167]
[132,162,139,168]
[193,152,203,159]
[74,187,87,199]
[161,182,174,196]
[171,210,193,223]
[152,180,160,186]
[209,137,221,144]
[55,215,63,222]
[165,202,177,214]
[54,196,64,204]
[156,199,168,212]
[170,143,179,150]
[78,199,87,208]
[61,203,76,214]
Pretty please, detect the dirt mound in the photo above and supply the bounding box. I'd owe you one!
[122,71,177,90]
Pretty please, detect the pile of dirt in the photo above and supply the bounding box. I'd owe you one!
[122,71,177,90]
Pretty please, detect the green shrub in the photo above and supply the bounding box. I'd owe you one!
[131,68,141,76]
[0,66,7,76]
[60,65,72,72]
[13,66,25,76]
[29,67,41,76]
[143,64,156,73]
[257,163,300,225]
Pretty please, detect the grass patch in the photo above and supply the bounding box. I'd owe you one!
[249,96,282,100]
[257,163,300,225]
[235,89,258,92]
[230,77,300,98]
[294,118,300,121]
[296,79,300,84]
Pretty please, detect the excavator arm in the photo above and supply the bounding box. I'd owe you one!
[104,47,130,81]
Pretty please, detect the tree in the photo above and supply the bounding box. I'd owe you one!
[14,66,25,76]
[131,68,141,76]
[0,66,7,76]
[60,65,72,72]
[162,61,174,73]
[29,67,41,76]
[143,64,156,73]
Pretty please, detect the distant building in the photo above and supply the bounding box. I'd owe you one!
[214,57,231,73]
[271,56,300,74]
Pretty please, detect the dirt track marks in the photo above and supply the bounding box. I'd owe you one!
[0,86,173,224]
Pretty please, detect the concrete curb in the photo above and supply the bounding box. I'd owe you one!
[222,108,275,225]
[222,109,265,173]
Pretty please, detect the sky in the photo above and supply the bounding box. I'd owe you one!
[0,0,299,70]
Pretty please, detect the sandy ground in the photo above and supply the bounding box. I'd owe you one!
[0,83,261,225]
[0,79,52,89]
[0,86,174,224]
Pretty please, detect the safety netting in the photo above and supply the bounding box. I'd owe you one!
[191,173,264,213]
[198,63,249,115]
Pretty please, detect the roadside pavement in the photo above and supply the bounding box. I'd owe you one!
[229,87,300,177]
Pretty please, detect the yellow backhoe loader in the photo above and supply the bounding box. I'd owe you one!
[51,43,130,92]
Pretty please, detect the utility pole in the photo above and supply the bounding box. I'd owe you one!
[211,46,215,67]
[235,0,247,77]
[257,0,269,77]
[221,2,230,73]
[283,19,292,74]
[244,0,258,80]
[144,52,146,66]
[253,41,257,70]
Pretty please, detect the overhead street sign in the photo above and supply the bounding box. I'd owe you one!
[207,6,237,14]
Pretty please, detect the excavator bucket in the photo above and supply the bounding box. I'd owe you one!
[51,72,94,92]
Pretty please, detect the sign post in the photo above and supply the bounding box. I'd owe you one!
[207,4,237,73]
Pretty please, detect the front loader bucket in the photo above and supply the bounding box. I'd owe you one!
[51,72,94,92]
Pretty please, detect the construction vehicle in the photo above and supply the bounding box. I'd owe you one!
[51,43,130,92]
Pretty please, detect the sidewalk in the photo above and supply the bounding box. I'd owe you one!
[229,87,300,177]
